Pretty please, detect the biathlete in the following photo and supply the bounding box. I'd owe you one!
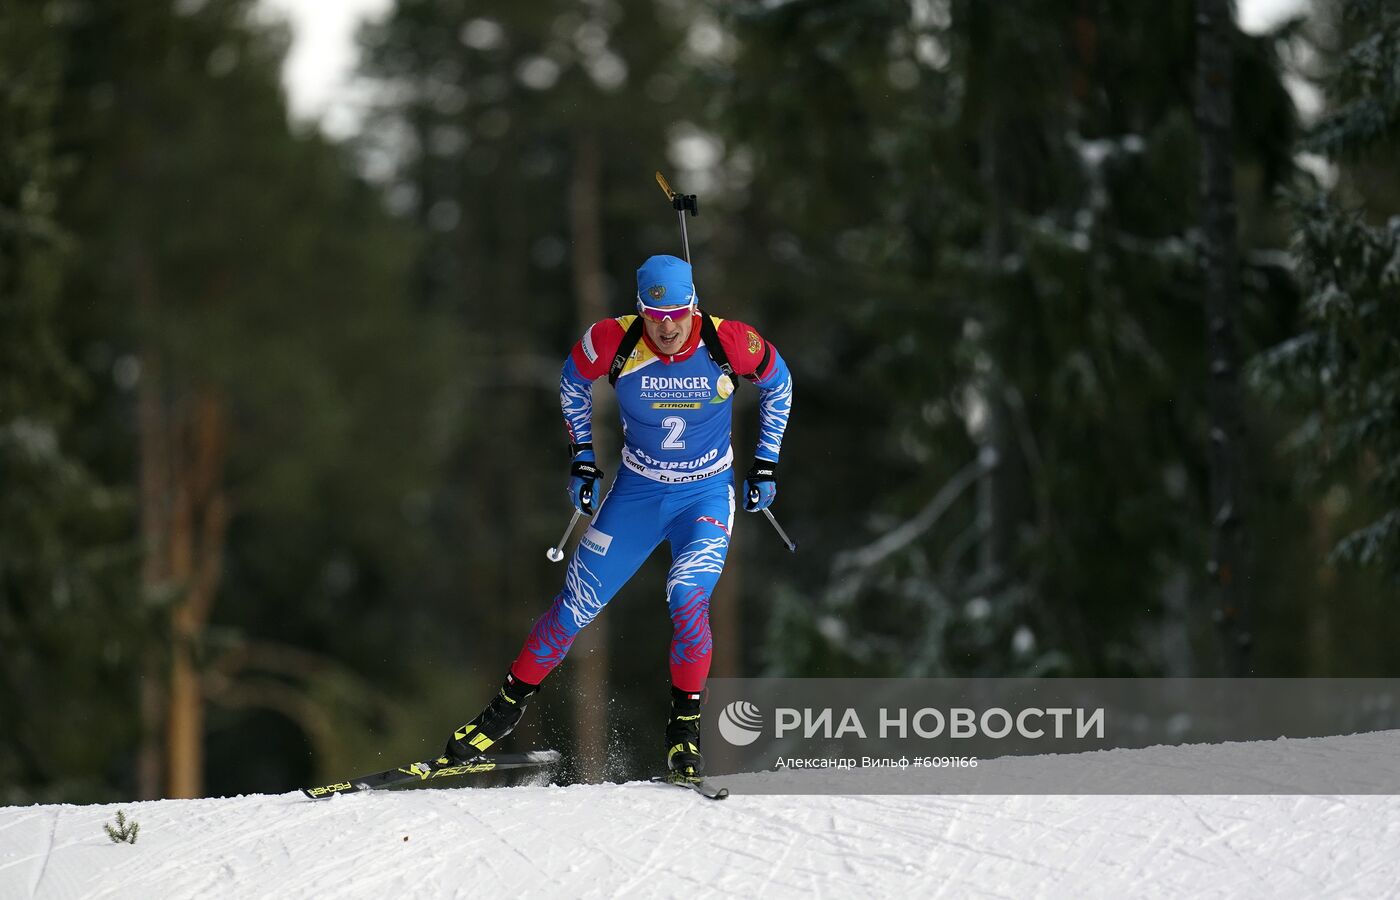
[443,253,793,779]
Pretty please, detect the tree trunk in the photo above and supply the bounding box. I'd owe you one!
[569,129,610,781]
[135,257,231,798]
[135,259,166,798]
[1195,0,1253,674]
[710,533,741,679]
[496,138,532,635]
[1306,504,1333,673]
[164,390,229,798]
[710,417,745,679]
[976,115,1016,590]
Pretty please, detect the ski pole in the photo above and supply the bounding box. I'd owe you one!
[761,508,797,553]
[747,484,797,553]
[655,171,698,263]
[546,509,583,562]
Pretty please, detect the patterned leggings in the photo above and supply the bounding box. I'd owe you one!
[510,469,735,693]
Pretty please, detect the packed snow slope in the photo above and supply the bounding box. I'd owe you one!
[4,732,1400,899]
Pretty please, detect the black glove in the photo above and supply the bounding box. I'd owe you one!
[743,458,778,512]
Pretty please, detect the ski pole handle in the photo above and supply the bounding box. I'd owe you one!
[546,509,583,562]
[760,507,797,553]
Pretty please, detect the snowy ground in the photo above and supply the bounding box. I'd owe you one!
[4,733,1400,899]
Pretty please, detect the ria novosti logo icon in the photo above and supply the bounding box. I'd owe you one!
[717,700,764,746]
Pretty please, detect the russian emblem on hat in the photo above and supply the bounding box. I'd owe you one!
[648,285,666,301]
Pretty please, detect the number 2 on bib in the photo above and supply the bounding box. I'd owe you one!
[661,416,687,449]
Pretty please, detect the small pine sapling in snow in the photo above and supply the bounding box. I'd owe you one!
[104,810,140,844]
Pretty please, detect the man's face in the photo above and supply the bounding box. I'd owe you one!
[641,307,694,355]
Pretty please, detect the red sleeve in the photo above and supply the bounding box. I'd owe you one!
[570,318,627,380]
[716,319,776,380]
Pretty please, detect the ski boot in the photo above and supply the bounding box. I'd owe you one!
[665,686,704,781]
[445,672,540,761]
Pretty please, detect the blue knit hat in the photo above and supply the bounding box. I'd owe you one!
[635,255,696,307]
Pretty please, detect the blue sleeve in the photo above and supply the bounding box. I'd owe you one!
[560,356,594,448]
[753,348,793,462]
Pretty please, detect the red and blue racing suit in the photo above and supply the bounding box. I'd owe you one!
[509,312,793,692]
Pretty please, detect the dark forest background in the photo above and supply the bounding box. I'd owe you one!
[2,0,1398,802]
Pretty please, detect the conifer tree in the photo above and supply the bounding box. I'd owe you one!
[0,1,142,804]
[722,1,1299,676]
[1255,0,1400,580]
